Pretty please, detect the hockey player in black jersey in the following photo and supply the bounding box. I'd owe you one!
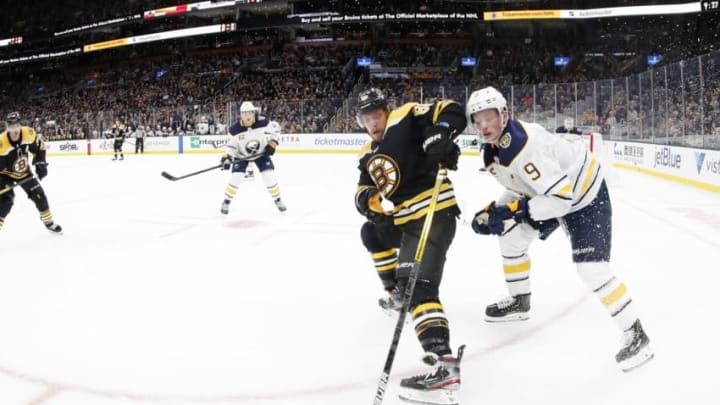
[0,112,62,233]
[112,120,126,161]
[354,88,466,405]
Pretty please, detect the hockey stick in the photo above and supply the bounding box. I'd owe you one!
[0,176,36,196]
[372,166,448,405]
[160,164,223,181]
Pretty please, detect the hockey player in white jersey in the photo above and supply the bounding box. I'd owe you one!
[466,86,653,372]
[219,101,286,214]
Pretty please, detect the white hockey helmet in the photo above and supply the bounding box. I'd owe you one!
[239,101,258,126]
[466,86,508,123]
[240,101,256,113]
[564,117,574,128]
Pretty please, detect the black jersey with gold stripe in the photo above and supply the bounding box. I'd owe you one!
[0,126,46,180]
[356,100,466,225]
[113,125,126,142]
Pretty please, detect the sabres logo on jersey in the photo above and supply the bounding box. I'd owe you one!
[499,132,512,149]
[367,153,400,198]
[245,139,262,155]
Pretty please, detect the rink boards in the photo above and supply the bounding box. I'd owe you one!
[44,133,720,191]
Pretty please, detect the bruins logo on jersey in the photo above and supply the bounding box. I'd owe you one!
[367,153,400,197]
[12,155,29,174]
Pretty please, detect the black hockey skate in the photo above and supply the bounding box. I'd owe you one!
[485,293,531,322]
[274,197,287,212]
[220,199,231,215]
[399,345,465,405]
[45,222,63,234]
[616,319,654,372]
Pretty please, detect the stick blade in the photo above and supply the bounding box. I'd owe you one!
[161,171,178,181]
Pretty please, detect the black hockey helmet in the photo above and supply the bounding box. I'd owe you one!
[6,111,21,125]
[356,88,387,127]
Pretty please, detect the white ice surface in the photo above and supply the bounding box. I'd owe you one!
[1,153,718,405]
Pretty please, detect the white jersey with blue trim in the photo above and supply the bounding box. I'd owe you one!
[483,119,605,221]
[224,118,280,161]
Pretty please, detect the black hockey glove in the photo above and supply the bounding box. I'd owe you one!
[422,124,459,170]
[219,155,233,170]
[34,162,48,180]
[264,144,276,157]
[486,198,531,235]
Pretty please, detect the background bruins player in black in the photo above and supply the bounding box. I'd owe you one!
[112,120,126,161]
[0,112,62,233]
[354,88,466,405]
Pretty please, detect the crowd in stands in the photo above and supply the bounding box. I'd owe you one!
[1,1,720,149]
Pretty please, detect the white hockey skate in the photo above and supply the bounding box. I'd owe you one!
[399,345,465,405]
[616,319,654,372]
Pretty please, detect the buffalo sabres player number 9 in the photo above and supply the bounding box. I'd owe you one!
[219,101,286,214]
[467,86,653,372]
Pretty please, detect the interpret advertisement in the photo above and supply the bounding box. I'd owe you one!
[183,135,229,153]
[610,141,720,191]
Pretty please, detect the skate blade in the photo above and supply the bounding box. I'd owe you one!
[619,345,654,372]
[399,387,459,405]
[484,312,530,322]
[380,307,411,325]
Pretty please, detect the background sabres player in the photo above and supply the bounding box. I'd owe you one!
[0,112,62,233]
[354,88,466,405]
[219,101,286,214]
[467,86,653,371]
[555,117,583,134]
